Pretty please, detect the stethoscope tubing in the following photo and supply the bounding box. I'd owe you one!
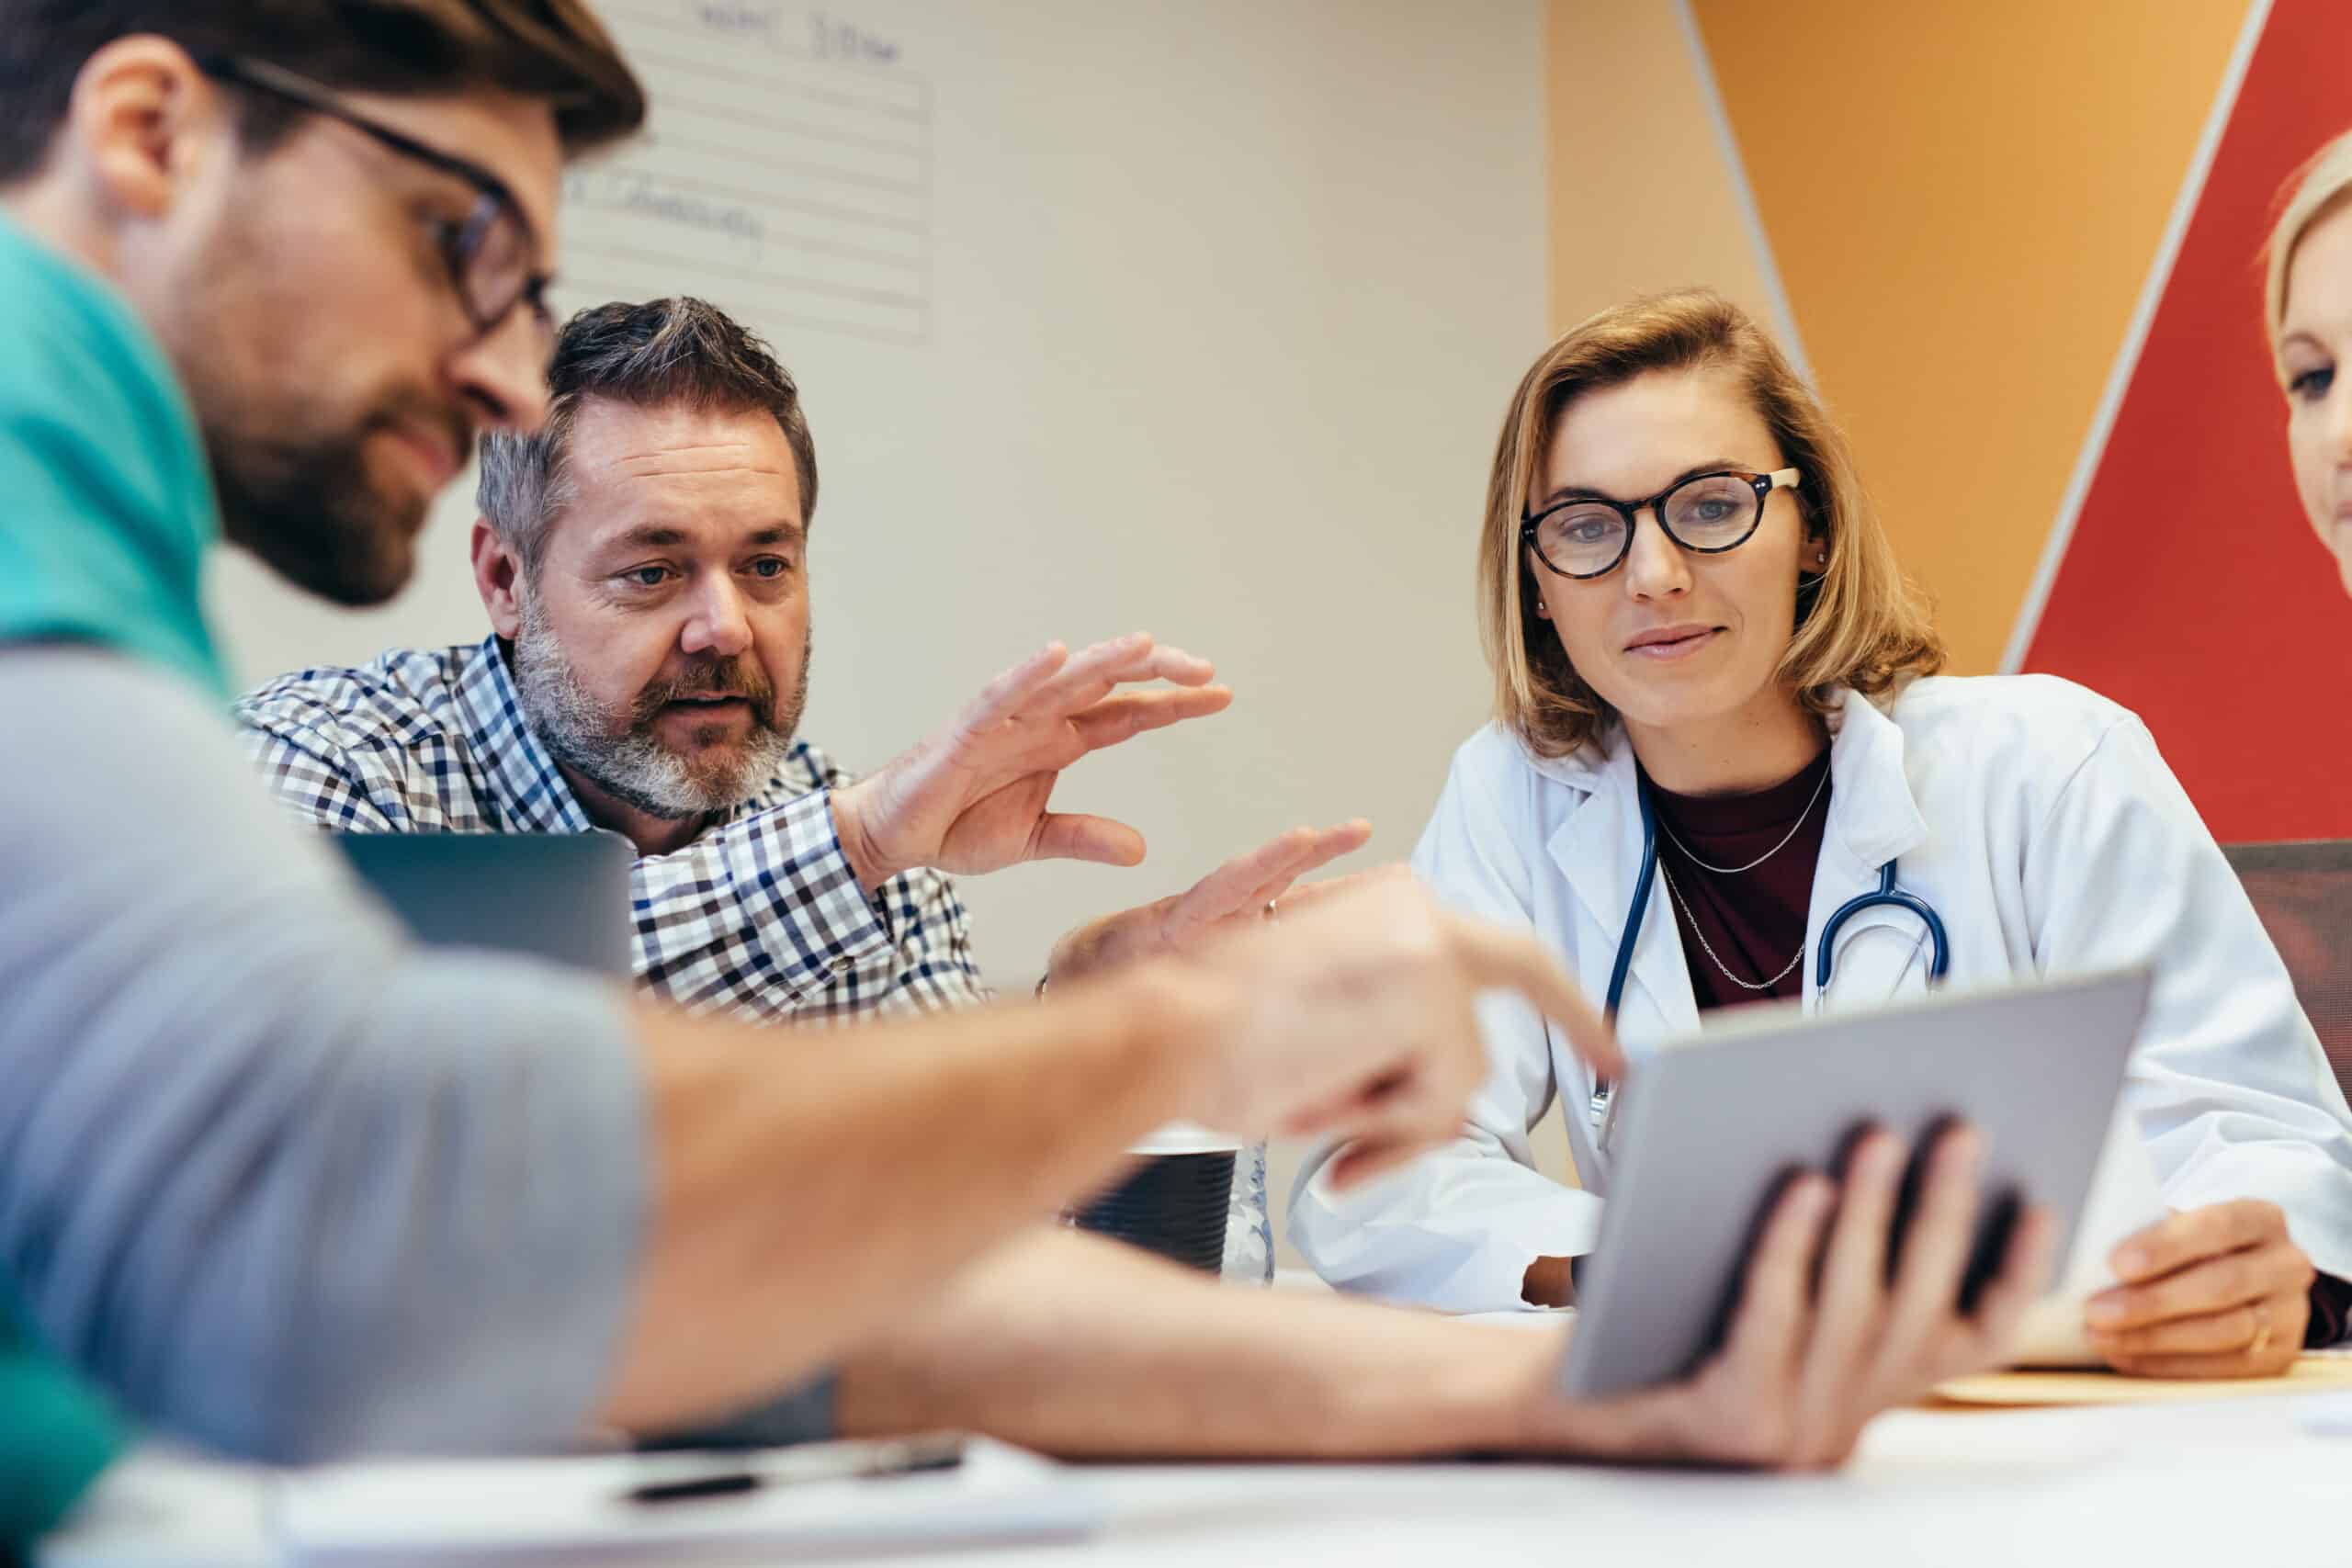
[1577,784,1951,1156]
[1601,786,1951,1023]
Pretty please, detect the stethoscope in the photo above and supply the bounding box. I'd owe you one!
[1583,781,1952,1138]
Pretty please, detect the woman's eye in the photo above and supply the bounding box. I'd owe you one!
[2290,365,2335,402]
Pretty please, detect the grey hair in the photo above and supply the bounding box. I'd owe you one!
[476,296,819,577]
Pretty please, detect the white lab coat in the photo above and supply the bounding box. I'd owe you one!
[1289,675,2352,1315]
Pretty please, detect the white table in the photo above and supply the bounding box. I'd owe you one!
[41,1393,2352,1567]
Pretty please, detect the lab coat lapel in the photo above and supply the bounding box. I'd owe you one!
[1542,735,1700,1046]
[1519,737,1682,1198]
[1804,689,1933,1011]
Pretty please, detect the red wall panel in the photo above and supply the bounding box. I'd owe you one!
[2022,0,2352,842]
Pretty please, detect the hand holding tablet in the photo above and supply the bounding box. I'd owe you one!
[1559,969,2153,1402]
[1547,1122,2058,1470]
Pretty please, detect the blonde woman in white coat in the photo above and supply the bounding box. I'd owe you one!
[1292,290,2352,1377]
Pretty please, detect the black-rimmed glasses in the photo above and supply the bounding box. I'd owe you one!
[1521,467,1802,580]
[197,55,557,361]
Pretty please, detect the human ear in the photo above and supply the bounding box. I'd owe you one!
[63,38,227,223]
[471,519,527,639]
[1795,514,1829,626]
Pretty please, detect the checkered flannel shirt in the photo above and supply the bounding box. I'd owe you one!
[234,635,989,1021]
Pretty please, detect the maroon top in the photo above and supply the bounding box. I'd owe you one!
[1640,747,2352,1346]
[1645,748,1832,1011]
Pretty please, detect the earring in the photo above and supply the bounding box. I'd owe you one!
[1533,603,1551,618]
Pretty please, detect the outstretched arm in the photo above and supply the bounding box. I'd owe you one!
[597,870,1621,1436]
[830,1127,2051,1470]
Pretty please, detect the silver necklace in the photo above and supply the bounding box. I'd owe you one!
[1656,763,1828,874]
[1658,860,1806,992]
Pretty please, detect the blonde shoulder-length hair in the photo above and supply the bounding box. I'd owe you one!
[2265,128,2352,352]
[1479,288,1944,761]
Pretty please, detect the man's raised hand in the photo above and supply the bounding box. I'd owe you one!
[831,634,1230,891]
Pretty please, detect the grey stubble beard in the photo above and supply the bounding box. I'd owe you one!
[509,587,807,819]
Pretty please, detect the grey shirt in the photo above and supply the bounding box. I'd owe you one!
[0,648,650,1462]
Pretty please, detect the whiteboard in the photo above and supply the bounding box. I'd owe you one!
[203,0,1551,1248]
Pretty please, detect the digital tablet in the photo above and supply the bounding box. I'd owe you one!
[1558,967,2152,1400]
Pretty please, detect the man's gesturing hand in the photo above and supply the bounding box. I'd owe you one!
[1043,819,1374,984]
[1167,871,1621,1178]
[830,634,1230,892]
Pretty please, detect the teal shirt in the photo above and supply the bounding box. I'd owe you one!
[0,1310,120,1549]
[0,209,227,699]
[0,209,228,1541]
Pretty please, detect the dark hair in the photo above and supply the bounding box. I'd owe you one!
[0,1,645,182]
[478,297,820,576]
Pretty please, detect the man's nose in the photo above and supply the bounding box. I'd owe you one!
[679,576,753,660]
[448,310,553,436]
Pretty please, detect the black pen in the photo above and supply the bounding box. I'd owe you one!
[623,1432,969,1506]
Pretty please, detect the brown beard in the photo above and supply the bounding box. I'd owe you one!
[148,171,475,607]
[629,654,776,727]
[210,396,475,608]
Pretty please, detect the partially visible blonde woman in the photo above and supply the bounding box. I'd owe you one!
[1293,288,2352,1377]
[2268,130,2352,595]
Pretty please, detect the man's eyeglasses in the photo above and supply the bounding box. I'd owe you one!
[197,55,557,363]
[1521,468,1802,581]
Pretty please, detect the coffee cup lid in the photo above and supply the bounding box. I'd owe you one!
[1127,1121,1244,1156]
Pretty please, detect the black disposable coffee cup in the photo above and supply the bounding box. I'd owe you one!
[1068,1125,1238,1275]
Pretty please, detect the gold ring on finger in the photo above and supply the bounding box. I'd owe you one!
[2249,1306,2273,1358]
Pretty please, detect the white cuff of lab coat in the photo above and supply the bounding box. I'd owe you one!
[1291,1168,1604,1315]
[2154,1139,2352,1285]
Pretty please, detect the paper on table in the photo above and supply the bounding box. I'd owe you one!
[270,1435,1101,1565]
[2009,1105,2165,1369]
[1936,1354,2352,1406]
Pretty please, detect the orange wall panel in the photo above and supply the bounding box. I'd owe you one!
[1690,0,2246,673]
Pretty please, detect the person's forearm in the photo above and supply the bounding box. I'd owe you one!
[830,1227,1566,1460]
[596,972,1227,1435]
